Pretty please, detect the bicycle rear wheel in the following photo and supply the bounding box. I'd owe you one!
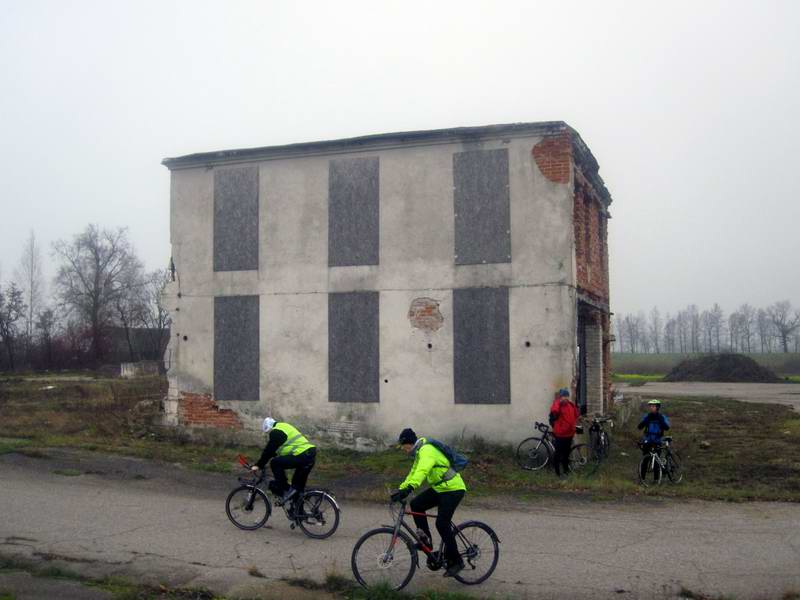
[515,437,549,471]
[453,521,500,585]
[351,527,417,591]
[569,443,588,471]
[226,486,271,530]
[665,450,683,484]
[297,490,340,539]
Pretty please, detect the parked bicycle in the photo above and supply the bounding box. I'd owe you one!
[637,437,683,486]
[225,455,340,539]
[586,415,613,463]
[515,421,587,471]
[351,499,500,591]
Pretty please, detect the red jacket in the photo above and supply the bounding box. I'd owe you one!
[549,398,580,438]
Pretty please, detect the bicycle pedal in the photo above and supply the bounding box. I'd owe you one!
[290,523,296,530]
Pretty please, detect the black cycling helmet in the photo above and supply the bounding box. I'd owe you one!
[398,428,417,445]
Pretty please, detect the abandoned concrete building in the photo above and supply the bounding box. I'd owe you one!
[161,122,612,446]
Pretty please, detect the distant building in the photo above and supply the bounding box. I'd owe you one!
[161,122,612,445]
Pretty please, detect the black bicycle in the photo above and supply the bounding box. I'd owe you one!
[515,422,587,471]
[351,500,500,591]
[637,437,683,486]
[225,454,340,539]
[586,415,613,463]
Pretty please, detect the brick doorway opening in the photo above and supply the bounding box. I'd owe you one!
[576,302,605,416]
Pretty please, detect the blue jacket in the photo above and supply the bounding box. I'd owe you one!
[638,412,670,444]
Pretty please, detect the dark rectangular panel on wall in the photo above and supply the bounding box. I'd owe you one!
[214,166,259,271]
[214,295,259,401]
[329,292,379,402]
[453,149,511,265]
[453,287,510,404]
[328,157,379,267]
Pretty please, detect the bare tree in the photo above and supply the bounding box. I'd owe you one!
[52,225,143,365]
[663,314,676,353]
[35,308,56,368]
[114,268,147,361]
[766,301,800,354]
[0,283,26,370]
[623,314,642,353]
[756,308,772,353]
[728,311,741,352]
[687,305,701,353]
[649,307,662,354]
[14,231,45,358]
[709,303,725,352]
[137,268,173,363]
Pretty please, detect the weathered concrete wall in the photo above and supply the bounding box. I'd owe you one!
[164,134,579,444]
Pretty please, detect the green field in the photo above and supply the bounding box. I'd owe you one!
[612,352,800,378]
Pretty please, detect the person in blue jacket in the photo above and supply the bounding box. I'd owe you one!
[637,399,670,481]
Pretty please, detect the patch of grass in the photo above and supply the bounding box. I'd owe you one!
[52,469,82,477]
[285,575,486,600]
[247,565,266,578]
[4,375,800,504]
[678,586,735,600]
[0,551,220,599]
[611,373,664,383]
[0,592,15,600]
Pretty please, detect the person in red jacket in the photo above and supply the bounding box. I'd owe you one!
[549,388,580,477]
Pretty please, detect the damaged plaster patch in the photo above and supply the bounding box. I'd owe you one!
[408,298,444,332]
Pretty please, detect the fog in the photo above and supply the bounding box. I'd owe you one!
[1,0,798,315]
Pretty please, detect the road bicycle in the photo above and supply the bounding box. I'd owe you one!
[637,437,683,486]
[515,422,587,472]
[586,415,613,463]
[351,500,500,591]
[225,454,340,539]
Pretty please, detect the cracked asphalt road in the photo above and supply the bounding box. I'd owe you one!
[1,451,799,599]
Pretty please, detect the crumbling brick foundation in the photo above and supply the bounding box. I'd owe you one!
[178,392,243,430]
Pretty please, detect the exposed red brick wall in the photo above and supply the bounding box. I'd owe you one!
[532,133,572,184]
[573,174,609,304]
[574,167,612,410]
[602,313,613,408]
[178,392,243,430]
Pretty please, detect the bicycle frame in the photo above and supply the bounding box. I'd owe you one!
[235,455,333,519]
[643,440,673,473]
[384,501,472,565]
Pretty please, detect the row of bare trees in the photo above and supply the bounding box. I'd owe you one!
[0,225,171,371]
[614,302,800,355]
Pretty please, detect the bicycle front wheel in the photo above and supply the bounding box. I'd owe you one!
[638,454,662,487]
[515,437,550,471]
[666,450,683,484]
[569,443,588,471]
[226,486,271,530]
[453,521,500,585]
[297,490,340,539]
[351,527,417,591]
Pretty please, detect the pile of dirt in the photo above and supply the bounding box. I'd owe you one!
[664,353,782,383]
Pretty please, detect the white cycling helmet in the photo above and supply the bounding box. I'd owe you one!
[261,417,276,433]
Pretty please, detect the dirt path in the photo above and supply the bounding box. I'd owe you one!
[2,450,799,599]
[618,381,800,410]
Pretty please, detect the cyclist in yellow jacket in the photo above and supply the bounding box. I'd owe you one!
[252,418,316,505]
[391,428,467,578]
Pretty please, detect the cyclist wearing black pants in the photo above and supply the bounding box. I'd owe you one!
[637,399,670,481]
[252,417,316,506]
[390,428,467,578]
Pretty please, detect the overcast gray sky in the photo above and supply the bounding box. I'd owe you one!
[1,0,798,317]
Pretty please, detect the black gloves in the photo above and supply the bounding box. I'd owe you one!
[390,487,412,503]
